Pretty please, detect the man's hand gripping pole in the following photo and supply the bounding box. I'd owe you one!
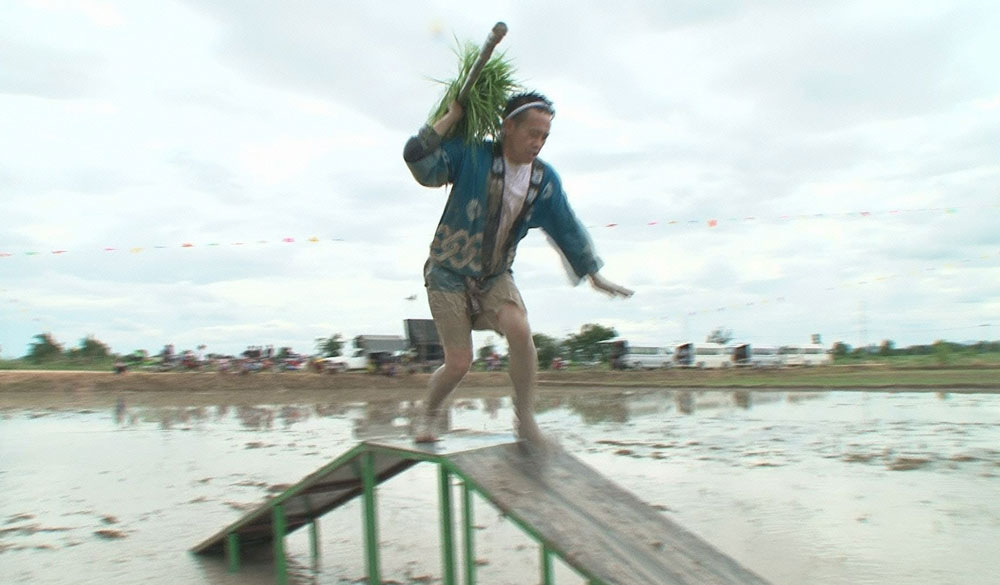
[456,22,508,104]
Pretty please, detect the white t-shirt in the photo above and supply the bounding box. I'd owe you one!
[497,159,531,248]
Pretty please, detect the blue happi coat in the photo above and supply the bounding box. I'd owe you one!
[404,125,602,293]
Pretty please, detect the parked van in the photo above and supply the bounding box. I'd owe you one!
[674,342,732,369]
[619,346,673,369]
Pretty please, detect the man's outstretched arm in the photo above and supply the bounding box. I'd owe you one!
[588,272,634,298]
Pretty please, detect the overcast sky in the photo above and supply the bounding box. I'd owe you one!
[2,0,998,358]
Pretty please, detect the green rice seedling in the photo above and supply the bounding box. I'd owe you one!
[429,40,521,143]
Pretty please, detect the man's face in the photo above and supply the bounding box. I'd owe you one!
[503,108,552,165]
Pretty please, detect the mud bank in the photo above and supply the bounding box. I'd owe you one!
[2,368,998,411]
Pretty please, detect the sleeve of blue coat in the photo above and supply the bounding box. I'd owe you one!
[403,126,463,188]
[535,174,604,284]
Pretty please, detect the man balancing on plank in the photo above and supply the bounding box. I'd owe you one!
[403,92,633,444]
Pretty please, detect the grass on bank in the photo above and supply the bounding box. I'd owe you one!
[0,357,119,371]
[2,358,999,389]
[539,364,1000,388]
[4,350,1000,372]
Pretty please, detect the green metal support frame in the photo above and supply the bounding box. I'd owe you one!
[438,465,456,585]
[309,520,320,567]
[259,453,605,585]
[462,480,476,585]
[436,458,607,585]
[347,444,605,585]
[273,505,288,585]
[542,543,555,585]
[195,437,772,585]
[361,451,381,585]
[225,532,240,573]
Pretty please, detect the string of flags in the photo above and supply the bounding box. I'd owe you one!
[0,236,346,258]
[649,250,998,323]
[0,204,994,259]
[4,251,996,333]
[587,205,975,231]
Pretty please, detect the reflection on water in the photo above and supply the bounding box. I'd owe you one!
[2,388,999,585]
[107,389,777,433]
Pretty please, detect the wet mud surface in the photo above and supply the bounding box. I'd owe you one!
[1,386,998,584]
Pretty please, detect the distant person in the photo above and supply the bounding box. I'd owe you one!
[114,396,126,424]
[403,92,633,444]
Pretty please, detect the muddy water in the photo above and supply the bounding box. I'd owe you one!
[1,388,998,585]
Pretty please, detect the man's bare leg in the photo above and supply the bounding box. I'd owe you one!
[415,343,472,443]
[496,303,543,443]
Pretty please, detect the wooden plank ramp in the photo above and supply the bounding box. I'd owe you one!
[192,432,772,585]
[448,443,772,585]
[191,432,514,555]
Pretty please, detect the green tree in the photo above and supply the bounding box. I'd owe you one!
[831,341,850,357]
[477,340,497,361]
[68,335,111,359]
[878,339,895,356]
[315,334,344,357]
[533,333,561,369]
[564,323,617,362]
[707,326,733,344]
[28,333,63,363]
[932,339,952,365]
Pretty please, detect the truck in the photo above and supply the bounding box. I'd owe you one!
[321,349,369,372]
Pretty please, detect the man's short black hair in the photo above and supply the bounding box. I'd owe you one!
[503,91,555,122]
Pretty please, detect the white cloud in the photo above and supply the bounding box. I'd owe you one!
[2,0,999,358]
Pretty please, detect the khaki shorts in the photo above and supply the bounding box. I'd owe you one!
[427,272,527,349]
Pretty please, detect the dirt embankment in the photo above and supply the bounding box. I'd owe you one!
[0,370,449,409]
[3,366,998,410]
[0,369,727,409]
[0,369,606,409]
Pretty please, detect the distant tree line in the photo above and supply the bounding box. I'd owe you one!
[23,332,113,363]
[832,339,1000,365]
[7,330,999,370]
[531,323,620,369]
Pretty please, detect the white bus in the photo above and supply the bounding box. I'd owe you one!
[779,343,831,366]
[748,344,783,368]
[619,346,673,369]
[674,342,732,369]
[730,343,751,367]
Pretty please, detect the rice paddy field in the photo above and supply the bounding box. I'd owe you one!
[2,369,998,585]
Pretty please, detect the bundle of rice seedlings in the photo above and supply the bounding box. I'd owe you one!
[429,40,521,143]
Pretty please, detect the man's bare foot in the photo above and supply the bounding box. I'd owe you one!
[413,416,441,443]
[515,417,544,444]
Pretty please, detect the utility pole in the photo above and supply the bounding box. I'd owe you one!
[858,299,868,351]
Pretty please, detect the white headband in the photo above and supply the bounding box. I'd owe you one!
[503,101,554,122]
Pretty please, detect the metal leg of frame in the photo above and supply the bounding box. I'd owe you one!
[310,520,321,567]
[541,543,554,585]
[438,465,456,585]
[361,451,381,585]
[462,480,476,585]
[225,532,240,573]
[273,505,288,585]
